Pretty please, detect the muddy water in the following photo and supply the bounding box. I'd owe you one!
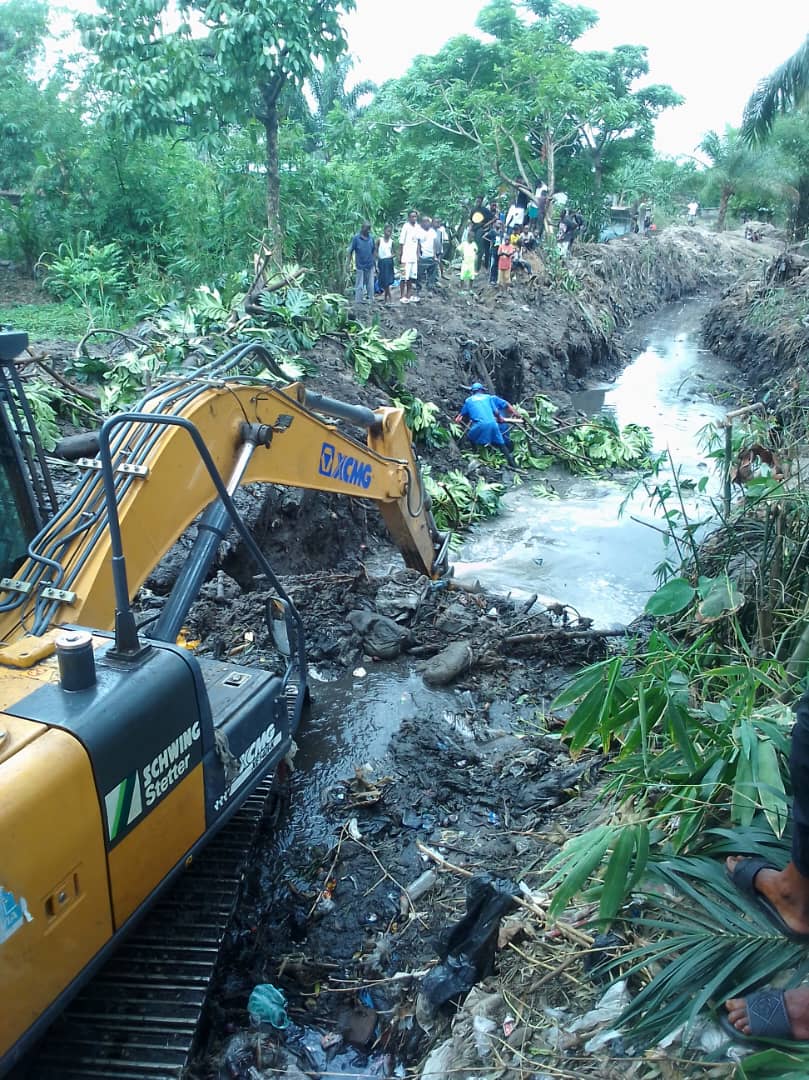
[282,668,464,845]
[454,296,734,628]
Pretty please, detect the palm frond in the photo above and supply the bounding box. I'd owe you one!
[742,34,809,143]
[610,855,809,1046]
[738,1047,809,1076]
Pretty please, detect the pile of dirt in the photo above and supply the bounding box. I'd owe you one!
[343,226,767,415]
[702,249,809,392]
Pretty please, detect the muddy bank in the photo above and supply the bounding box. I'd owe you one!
[363,226,766,409]
[702,248,809,394]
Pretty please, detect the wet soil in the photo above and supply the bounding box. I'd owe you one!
[702,248,809,396]
[185,568,609,1080]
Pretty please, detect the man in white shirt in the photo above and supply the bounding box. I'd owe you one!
[505,201,525,232]
[398,210,421,303]
[416,215,439,294]
[687,200,699,225]
[433,216,450,277]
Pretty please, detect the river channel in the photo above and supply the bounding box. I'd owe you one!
[276,295,735,840]
[200,294,736,1072]
[454,295,734,628]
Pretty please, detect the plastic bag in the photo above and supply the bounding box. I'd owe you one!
[347,609,410,659]
[248,983,290,1028]
[421,874,518,1008]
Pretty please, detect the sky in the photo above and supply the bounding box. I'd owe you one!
[342,0,808,158]
[48,0,806,159]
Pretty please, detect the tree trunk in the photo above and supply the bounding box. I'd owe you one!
[544,134,555,198]
[592,151,602,193]
[794,174,809,240]
[717,186,732,232]
[262,93,283,250]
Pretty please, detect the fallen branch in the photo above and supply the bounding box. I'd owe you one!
[74,328,150,356]
[31,356,102,407]
[502,628,627,647]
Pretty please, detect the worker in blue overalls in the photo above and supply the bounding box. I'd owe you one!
[455,382,523,467]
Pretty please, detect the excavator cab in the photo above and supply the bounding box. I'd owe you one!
[0,330,56,578]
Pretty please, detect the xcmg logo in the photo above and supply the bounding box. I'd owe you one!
[319,442,373,490]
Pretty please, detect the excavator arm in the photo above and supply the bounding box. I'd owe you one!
[0,341,449,1075]
[0,370,448,650]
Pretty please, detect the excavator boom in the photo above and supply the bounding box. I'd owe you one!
[0,336,448,1077]
[1,365,447,650]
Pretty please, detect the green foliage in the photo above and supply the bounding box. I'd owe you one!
[64,342,183,412]
[344,325,417,387]
[421,466,504,531]
[559,413,653,471]
[644,576,695,616]
[13,378,60,450]
[548,635,792,926]
[612,857,809,1046]
[392,393,457,449]
[40,234,129,323]
[77,0,356,239]
[643,573,746,621]
[0,299,90,339]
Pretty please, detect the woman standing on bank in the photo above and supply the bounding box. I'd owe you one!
[376,224,395,303]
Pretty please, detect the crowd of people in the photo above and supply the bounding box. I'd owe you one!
[347,211,450,304]
[346,185,588,303]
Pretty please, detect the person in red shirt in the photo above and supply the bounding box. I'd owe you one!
[497,238,516,287]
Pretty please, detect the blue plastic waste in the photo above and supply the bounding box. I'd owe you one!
[248,983,290,1028]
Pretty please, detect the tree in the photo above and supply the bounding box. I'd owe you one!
[0,0,50,187]
[742,35,809,143]
[767,114,809,238]
[373,0,680,214]
[573,46,683,191]
[698,128,761,231]
[78,0,355,244]
[286,56,375,160]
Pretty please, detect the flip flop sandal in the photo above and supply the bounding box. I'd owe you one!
[718,989,793,1044]
[726,857,809,943]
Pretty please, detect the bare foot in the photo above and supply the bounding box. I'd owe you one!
[726,987,809,1039]
[727,855,809,936]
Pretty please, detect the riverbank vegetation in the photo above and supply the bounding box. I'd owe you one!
[1,0,807,321]
[538,396,809,1071]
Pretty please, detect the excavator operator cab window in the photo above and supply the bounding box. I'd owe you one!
[0,330,56,579]
[0,405,38,577]
[267,596,294,657]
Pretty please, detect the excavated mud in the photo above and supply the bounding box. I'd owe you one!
[703,248,809,393]
[184,569,610,1080]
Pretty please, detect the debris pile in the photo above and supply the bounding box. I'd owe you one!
[180,566,614,691]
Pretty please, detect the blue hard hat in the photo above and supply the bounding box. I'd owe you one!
[470,382,485,392]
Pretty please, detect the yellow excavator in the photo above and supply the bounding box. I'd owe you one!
[0,329,449,1077]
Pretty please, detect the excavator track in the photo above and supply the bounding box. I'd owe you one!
[24,777,277,1080]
